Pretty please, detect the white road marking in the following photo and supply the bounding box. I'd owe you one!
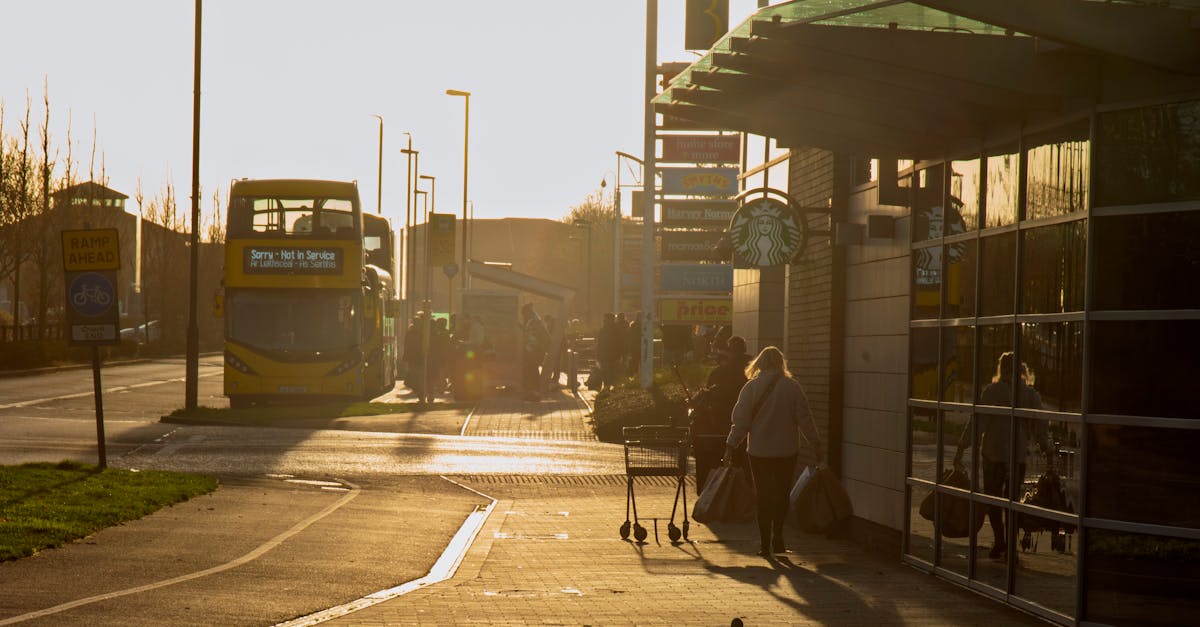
[273,476,497,627]
[152,434,206,457]
[0,478,360,626]
[0,370,221,410]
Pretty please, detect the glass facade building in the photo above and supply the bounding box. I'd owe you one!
[905,102,1200,625]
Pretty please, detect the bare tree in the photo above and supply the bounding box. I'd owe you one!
[204,187,225,244]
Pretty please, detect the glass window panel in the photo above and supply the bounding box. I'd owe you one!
[1087,424,1200,528]
[1085,528,1200,626]
[1095,99,1200,207]
[1015,418,1079,516]
[1090,320,1200,420]
[1092,210,1200,311]
[941,409,970,478]
[910,407,938,482]
[1024,120,1090,221]
[1020,322,1083,414]
[984,144,1019,228]
[907,484,936,565]
[939,499,972,578]
[1014,509,1077,619]
[943,239,976,319]
[978,233,1015,316]
[1021,221,1086,315]
[972,494,1009,590]
[910,328,939,401]
[912,164,946,243]
[941,327,974,403]
[949,157,981,231]
[912,244,942,320]
[977,325,1014,404]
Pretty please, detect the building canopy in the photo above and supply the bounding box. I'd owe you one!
[654,0,1200,159]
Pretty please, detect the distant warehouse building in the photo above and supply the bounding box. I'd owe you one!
[656,2,1200,625]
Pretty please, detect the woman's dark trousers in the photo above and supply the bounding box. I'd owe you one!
[749,453,797,551]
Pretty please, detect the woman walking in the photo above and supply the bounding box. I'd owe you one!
[724,346,823,556]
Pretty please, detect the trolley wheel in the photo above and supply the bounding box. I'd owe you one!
[668,523,681,543]
[633,524,648,543]
[682,520,690,540]
[619,521,631,540]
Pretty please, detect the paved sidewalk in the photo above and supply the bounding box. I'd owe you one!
[324,389,1044,627]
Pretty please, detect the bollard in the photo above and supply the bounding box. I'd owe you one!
[567,349,578,390]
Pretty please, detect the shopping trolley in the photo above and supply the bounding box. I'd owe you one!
[620,425,691,543]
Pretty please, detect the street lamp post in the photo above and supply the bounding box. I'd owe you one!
[369,114,383,214]
[401,147,419,322]
[573,219,593,326]
[445,89,470,290]
[414,187,431,405]
[398,134,412,321]
[614,151,644,316]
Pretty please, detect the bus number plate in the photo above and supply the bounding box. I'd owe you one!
[278,385,308,394]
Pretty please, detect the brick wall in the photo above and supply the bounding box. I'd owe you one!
[786,148,835,469]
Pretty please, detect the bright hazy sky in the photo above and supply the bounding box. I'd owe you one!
[2,1,762,226]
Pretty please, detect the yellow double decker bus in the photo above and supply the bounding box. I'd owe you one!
[222,179,397,408]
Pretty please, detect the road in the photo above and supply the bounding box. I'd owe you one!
[0,358,622,626]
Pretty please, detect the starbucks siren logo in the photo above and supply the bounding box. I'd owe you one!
[729,197,802,267]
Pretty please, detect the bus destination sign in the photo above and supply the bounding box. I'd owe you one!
[244,246,343,274]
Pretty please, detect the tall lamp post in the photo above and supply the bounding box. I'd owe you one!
[573,219,593,326]
[445,89,470,289]
[369,114,383,214]
[414,187,431,405]
[614,151,644,316]
[401,147,419,321]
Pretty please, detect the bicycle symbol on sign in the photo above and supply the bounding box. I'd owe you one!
[69,272,115,317]
[71,283,112,307]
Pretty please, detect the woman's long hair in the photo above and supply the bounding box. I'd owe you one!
[745,346,792,380]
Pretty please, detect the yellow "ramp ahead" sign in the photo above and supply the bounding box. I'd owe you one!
[62,228,121,271]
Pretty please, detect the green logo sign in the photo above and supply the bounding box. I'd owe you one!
[729,197,803,267]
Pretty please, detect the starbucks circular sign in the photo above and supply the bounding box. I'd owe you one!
[729,196,803,267]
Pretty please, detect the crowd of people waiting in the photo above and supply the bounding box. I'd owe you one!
[402,310,490,403]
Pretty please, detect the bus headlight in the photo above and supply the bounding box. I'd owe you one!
[225,351,257,375]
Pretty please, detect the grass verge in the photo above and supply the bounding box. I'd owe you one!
[168,401,475,426]
[0,460,217,562]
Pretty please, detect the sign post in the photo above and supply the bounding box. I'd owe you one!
[61,228,121,468]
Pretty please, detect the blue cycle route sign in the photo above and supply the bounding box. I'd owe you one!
[69,272,115,317]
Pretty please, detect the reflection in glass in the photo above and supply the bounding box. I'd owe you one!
[1020,322,1083,413]
[1025,120,1090,221]
[909,407,938,482]
[985,146,1019,227]
[910,328,939,401]
[1087,424,1200,528]
[943,239,976,319]
[912,244,942,319]
[1092,211,1200,310]
[979,233,1015,316]
[912,164,947,243]
[949,157,981,231]
[1086,529,1200,626]
[939,503,972,578]
[941,409,970,480]
[908,484,936,565]
[941,327,974,403]
[1014,510,1078,619]
[1090,320,1200,420]
[972,497,1008,592]
[1095,99,1200,206]
[977,325,1014,404]
[1015,418,1077,516]
[1021,221,1086,314]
